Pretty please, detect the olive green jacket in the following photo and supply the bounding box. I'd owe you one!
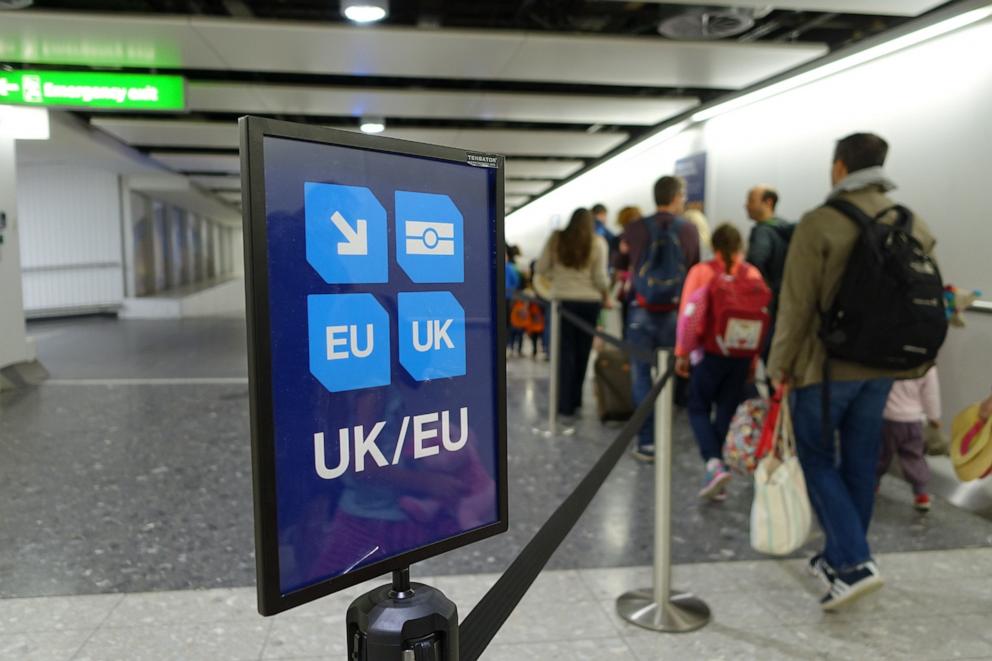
[767,185,937,388]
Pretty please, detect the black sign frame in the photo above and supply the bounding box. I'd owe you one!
[239,116,509,616]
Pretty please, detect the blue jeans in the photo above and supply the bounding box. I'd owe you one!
[687,353,751,463]
[626,306,677,450]
[791,379,893,571]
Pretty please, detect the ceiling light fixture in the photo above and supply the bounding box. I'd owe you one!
[692,4,992,123]
[360,116,386,134]
[342,0,388,24]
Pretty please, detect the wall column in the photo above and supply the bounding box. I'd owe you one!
[0,137,36,377]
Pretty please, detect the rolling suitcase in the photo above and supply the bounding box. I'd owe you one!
[594,347,634,422]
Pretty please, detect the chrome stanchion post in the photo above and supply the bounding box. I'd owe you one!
[533,299,573,437]
[548,299,560,436]
[616,349,710,633]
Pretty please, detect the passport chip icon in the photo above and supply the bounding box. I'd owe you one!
[395,191,464,283]
[405,220,455,256]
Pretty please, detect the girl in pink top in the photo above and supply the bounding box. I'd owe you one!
[676,224,766,501]
[876,366,941,511]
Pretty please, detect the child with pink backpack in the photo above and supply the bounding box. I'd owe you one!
[676,223,772,500]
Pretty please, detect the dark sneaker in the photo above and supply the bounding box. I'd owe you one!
[699,463,731,500]
[820,561,884,611]
[914,493,932,512]
[808,554,837,588]
[632,445,655,463]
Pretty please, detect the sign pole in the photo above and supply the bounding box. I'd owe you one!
[548,299,560,436]
[346,566,459,660]
[616,349,710,632]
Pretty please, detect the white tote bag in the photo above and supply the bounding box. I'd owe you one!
[749,396,812,556]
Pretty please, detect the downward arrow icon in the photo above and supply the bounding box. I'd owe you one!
[330,211,368,256]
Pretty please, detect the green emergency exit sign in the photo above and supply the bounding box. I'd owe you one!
[0,70,185,111]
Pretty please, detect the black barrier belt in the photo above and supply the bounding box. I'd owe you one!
[556,304,657,364]
[509,292,548,308]
[458,360,674,661]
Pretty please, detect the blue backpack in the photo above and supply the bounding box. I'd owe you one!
[632,217,687,310]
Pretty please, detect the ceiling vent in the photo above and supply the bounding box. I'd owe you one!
[658,7,757,40]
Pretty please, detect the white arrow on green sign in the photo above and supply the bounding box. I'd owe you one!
[0,70,185,111]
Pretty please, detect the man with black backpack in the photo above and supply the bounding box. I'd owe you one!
[745,185,793,363]
[618,175,700,462]
[768,133,946,611]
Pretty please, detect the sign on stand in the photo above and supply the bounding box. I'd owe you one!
[239,117,508,615]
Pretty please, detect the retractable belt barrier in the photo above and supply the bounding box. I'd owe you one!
[459,359,675,661]
[508,293,654,364]
[556,304,656,364]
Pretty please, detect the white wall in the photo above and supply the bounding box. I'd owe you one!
[17,164,125,316]
[506,16,992,418]
[509,17,992,295]
[506,126,705,261]
[0,138,35,371]
[699,17,992,294]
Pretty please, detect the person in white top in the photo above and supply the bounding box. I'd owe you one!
[876,366,941,512]
[535,207,610,418]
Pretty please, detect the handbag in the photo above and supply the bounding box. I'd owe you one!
[923,423,950,456]
[723,397,769,475]
[750,395,812,556]
[950,404,992,482]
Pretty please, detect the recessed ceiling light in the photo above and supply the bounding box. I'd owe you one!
[342,0,388,24]
[360,116,386,134]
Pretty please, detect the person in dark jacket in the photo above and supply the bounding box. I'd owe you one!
[617,176,700,462]
[745,185,793,362]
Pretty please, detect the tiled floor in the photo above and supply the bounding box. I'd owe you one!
[3,548,992,660]
[5,317,992,659]
[4,319,991,598]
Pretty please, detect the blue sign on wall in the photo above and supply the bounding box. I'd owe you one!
[247,124,505,610]
[675,151,707,208]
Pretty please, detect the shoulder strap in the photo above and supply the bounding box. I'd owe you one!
[825,198,874,228]
[875,204,914,234]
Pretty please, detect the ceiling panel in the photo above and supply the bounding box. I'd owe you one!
[150,152,240,173]
[188,17,824,89]
[505,195,531,207]
[216,191,243,203]
[0,13,223,69]
[505,160,585,179]
[501,34,826,89]
[0,13,826,89]
[619,0,947,16]
[189,82,699,126]
[505,180,554,195]
[190,175,241,190]
[93,119,239,148]
[474,92,696,126]
[193,18,523,79]
[96,120,626,157]
[399,129,627,157]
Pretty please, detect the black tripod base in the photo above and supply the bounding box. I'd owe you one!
[346,580,458,661]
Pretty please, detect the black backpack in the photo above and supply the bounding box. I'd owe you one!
[819,199,947,370]
[816,199,947,448]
